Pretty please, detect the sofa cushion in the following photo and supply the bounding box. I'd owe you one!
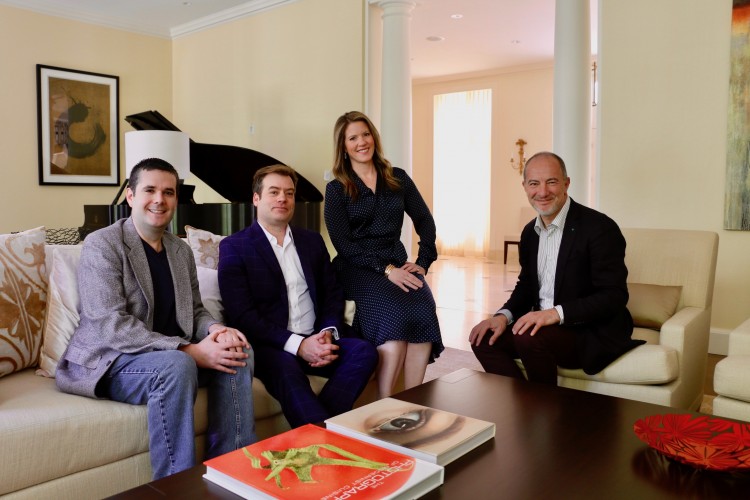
[558,343,678,384]
[714,355,750,403]
[0,369,210,495]
[185,225,224,270]
[627,282,682,329]
[38,245,83,377]
[0,227,48,378]
[197,266,224,322]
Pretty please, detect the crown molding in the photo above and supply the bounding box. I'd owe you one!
[171,0,298,38]
[0,0,299,39]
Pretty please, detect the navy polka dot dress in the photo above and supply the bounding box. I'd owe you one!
[324,167,444,361]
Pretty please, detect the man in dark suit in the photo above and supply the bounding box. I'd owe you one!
[469,152,643,384]
[218,164,378,427]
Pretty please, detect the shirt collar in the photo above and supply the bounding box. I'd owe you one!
[259,223,293,248]
[534,196,571,234]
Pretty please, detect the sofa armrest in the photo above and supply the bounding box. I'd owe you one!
[728,318,750,356]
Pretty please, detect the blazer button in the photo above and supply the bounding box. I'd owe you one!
[106,360,112,366]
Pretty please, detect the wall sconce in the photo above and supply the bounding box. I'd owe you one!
[510,138,527,176]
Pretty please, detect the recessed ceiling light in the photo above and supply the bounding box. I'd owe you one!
[427,36,445,42]
[450,14,463,19]
[511,39,521,44]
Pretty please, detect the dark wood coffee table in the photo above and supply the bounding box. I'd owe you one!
[112,369,750,499]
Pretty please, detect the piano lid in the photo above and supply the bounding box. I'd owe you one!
[124,110,323,203]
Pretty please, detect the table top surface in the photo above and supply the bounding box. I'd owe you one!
[113,369,750,499]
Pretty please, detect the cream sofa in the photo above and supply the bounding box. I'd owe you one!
[713,318,750,422]
[556,228,719,410]
[0,229,378,499]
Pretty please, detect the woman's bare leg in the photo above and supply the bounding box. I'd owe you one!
[375,341,407,398]
[403,342,431,389]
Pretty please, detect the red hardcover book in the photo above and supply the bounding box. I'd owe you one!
[203,424,443,499]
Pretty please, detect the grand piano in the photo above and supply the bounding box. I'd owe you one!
[80,110,323,238]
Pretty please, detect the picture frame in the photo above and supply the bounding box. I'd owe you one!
[36,65,120,186]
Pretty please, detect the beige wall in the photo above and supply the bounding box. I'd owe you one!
[172,0,366,206]
[598,0,742,331]
[3,0,745,334]
[0,5,172,234]
[412,66,554,260]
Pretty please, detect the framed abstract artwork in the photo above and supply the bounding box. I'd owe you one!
[36,65,120,186]
[726,1,750,230]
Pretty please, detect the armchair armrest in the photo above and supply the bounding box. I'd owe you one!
[659,307,710,353]
[656,306,710,409]
[728,318,750,356]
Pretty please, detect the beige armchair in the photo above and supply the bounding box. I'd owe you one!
[556,228,719,410]
[713,318,750,421]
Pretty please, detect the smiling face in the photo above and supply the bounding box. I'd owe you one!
[343,120,375,168]
[126,168,177,236]
[523,154,570,226]
[253,172,296,230]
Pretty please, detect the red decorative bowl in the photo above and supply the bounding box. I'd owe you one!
[634,414,750,472]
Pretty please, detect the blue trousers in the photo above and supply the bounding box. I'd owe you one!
[98,349,257,479]
[254,338,378,428]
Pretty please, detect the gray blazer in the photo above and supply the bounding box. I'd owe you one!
[56,217,218,398]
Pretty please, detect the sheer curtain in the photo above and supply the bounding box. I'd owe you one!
[433,89,492,257]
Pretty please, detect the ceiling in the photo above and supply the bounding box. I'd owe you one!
[0,0,596,80]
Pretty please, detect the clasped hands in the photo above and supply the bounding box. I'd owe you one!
[387,262,426,292]
[179,324,250,374]
[298,329,339,368]
[468,309,561,346]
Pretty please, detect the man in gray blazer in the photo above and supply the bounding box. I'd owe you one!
[56,158,256,480]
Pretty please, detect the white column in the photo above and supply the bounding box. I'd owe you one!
[371,0,416,255]
[553,0,591,205]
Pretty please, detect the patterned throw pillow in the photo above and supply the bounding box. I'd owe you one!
[185,225,225,270]
[0,227,47,378]
[45,227,81,245]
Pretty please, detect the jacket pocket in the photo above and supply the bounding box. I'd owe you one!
[64,344,101,369]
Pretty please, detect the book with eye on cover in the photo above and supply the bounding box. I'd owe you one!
[203,423,444,499]
[325,397,495,466]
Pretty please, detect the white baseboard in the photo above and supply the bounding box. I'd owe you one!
[709,328,731,356]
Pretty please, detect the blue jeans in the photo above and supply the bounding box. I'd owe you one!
[99,349,257,480]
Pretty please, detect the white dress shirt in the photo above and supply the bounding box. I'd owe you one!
[259,224,336,355]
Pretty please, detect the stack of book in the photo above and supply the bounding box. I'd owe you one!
[204,424,443,499]
[203,399,495,498]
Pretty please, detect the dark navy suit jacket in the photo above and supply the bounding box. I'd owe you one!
[504,199,643,374]
[218,222,346,350]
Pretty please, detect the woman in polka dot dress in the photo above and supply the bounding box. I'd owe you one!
[324,111,444,398]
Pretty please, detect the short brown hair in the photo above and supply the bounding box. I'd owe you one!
[252,164,299,196]
[128,158,179,191]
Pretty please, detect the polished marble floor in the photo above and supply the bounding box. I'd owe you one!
[425,254,520,351]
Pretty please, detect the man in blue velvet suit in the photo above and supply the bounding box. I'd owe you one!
[218,164,378,427]
[469,152,643,384]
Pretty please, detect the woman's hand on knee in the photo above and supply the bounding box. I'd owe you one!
[388,267,423,292]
